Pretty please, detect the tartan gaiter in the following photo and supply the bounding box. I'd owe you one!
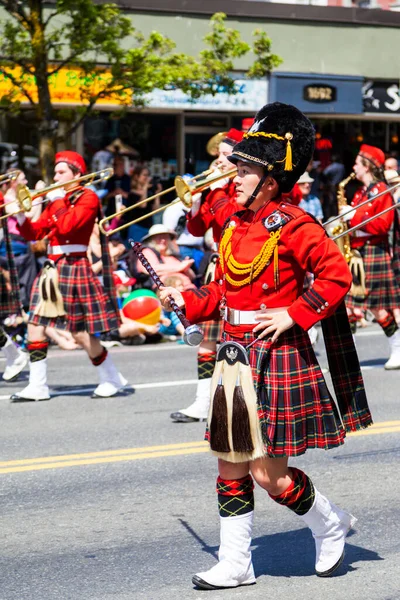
[217,475,254,518]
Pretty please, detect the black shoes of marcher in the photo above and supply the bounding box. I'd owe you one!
[170,411,203,423]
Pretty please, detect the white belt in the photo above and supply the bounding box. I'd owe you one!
[48,244,88,255]
[224,306,289,326]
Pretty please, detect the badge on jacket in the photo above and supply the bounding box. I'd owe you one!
[263,211,287,232]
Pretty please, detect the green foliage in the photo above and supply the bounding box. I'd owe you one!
[0,1,282,174]
[0,5,282,110]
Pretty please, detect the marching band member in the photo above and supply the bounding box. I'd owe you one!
[10,151,127,402]
[0,185,28,381]
[170,129,243,423]
[345,145,400,369]
[160,102,371,589]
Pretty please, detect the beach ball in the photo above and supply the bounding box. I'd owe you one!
[122,289,161,325]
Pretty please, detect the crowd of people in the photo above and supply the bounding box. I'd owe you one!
[1,101,400,588]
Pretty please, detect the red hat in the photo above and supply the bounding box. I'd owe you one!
[359,144,385,169]
[223,128,244,146]
[55,151,87,174]
[241,118,254,132]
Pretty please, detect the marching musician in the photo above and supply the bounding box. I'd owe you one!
[160,102,371,589]
[169,129,243,424]
[0,185,28,381]
[11,151,127,402]
[345,144,400,369]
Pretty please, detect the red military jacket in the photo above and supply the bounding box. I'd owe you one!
[182,197,352,334]
[187,180,240,243]
[349,181,394,249]
[18,186,99,260]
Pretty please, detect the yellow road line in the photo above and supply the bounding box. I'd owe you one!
[0,447,210,474]
[0,440,208,467]
[0,421,399,475]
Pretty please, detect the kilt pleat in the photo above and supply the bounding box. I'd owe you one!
[200,317,223,343]
[29,256,119,333]
[346,243,400,311]
[207,326,345,458]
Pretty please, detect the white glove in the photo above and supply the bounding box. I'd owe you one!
[15,212,26,226]
[190,192,202,217]
[209,176,229,191]
[339,205,356,222]
[46,188,65,202]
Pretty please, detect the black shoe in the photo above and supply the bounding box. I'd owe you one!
[170,411,205,423]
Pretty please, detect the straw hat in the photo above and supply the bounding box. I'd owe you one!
[384,169,400,184]
[141,224,177,243]
[297,172,314,184]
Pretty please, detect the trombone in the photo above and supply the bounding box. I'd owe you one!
[0,170,20,185]
[323,179,400,230]
[0,168,113,219]
[99,167,237,236]
[333,199,400,241]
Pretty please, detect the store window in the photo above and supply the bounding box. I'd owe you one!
[84,112,179,183]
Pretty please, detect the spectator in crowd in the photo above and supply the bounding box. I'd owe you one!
[323,153,346,186]
[385,155,398,172]
[297,172,324,222]
[104,156,131,215]
[126,166,162,242]
[108,166,163,243]
[134,224,196,291]
[322,154,346,219]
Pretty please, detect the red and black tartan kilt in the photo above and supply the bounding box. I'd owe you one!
[29,256,119,334]
[346,243,400,312]
[0,276,20,319]
[200,317,223,343]
[206,326,345,458]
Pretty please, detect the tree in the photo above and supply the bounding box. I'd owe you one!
[0,2,282,179]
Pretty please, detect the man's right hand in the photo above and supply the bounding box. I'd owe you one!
[159,287,185,311]
[46,188,65,202]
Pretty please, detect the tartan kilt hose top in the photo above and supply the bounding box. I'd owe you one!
[29,256,119,333]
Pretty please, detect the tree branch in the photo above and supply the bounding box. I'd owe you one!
[0,0,32,32]
[48,51,89,76]
[0,56,35,76]
[57,101,97,142]
[43,10,58,28]
[0,67,36,105]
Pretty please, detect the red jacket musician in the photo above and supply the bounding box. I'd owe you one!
[11,151,127,403]
[345,144,400,370]
[160,102,371,590]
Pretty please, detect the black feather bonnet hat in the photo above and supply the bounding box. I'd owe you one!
[229,102,315,193]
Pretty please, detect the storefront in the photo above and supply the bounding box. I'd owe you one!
[83,78,268,179]
[269,72,365,171]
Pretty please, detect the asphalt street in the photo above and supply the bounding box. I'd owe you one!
[0,324,399,600]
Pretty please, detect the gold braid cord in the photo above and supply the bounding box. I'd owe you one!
[220,224,282,287]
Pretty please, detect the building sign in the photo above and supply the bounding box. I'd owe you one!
[146,79,268,112]
[303,84,337,103]
[363,80,400,113]
[0,66,132,106]
[270,72,363,115]
[0,67,266,112]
